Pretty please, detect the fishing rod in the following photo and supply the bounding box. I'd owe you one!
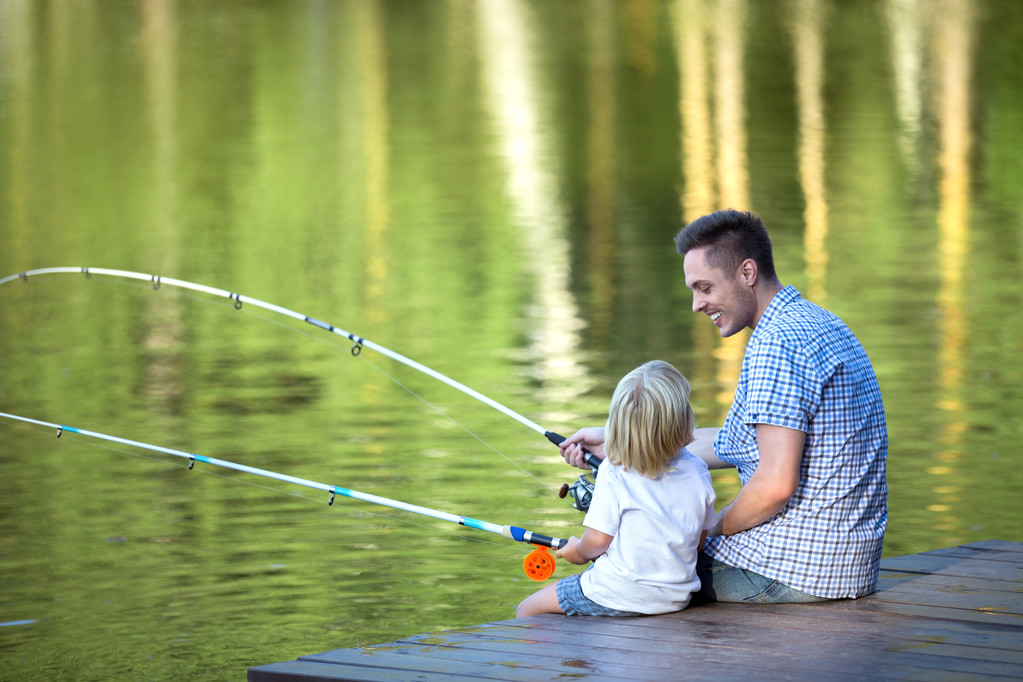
[0,267,604,480]
[0,411,563,581]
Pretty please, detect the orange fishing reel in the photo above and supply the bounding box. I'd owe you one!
[523,546,556,581]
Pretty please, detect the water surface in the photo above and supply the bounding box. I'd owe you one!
[1,1,1022,679]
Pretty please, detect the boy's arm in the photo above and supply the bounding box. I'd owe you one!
[556,528,613,565]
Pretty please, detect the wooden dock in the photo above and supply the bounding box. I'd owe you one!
[248,539,1023,680]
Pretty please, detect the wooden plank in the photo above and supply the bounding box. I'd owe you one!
[247,659,462,682]
[963,539,1023,552]
[923,541,1023,562]
[929,560,1023,583]
[819,593,1023,628]
[880,553,969,575]
[660,603,1023,652]
[881,550,1023,581]
[876,570,932,590]
[298,646,637,682]
[887,571,1023,595]
[870,579,1023,614]
[302,640,800,682]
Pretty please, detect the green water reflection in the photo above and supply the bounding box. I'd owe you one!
[1,0,1021,679]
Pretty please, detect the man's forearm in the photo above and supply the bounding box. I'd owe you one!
[689,427,732,469]
[714,484,790,536]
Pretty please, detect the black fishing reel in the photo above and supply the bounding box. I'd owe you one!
[558,472,595,512]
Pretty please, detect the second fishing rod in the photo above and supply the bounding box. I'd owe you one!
[0,411,565,581]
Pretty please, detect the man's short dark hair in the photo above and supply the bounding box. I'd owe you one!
[674,209,778,283]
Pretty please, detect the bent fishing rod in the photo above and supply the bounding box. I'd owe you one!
[0,411,565,580]
[0,267,603,476]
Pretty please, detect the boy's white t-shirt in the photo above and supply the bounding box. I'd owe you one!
[579,447,717,614]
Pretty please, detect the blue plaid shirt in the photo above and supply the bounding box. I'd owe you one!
[703,286,887,598]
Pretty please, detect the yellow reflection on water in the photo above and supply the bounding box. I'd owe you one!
[141,0,181,263]
[674,0,714,215]
[884,0,930,176]
[477,0,590,405]
[139,0,186,408]
[359,0,392,319]
[0,0,33,268]
[791,0,829,304]
[673,0,749,417]
[712,0,750,212]
[585,0,618,339]
[932,0,974,542]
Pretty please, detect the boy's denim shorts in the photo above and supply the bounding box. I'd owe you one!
[556,573,643,617]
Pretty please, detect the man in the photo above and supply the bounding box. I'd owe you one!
[560,209,887,603]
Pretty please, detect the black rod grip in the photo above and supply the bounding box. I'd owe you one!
[545,431,602,470]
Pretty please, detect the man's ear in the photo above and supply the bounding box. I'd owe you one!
[739,258,758,287]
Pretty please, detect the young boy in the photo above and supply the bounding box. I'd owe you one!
[516,360,717,617]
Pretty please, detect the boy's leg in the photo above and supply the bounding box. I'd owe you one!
[516,582,565,618]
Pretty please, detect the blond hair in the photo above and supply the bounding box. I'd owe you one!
[604,360,695,478]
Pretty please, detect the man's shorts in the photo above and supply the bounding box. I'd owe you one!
[555,573,643,617]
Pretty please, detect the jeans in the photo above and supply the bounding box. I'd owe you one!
[694,553,830,605]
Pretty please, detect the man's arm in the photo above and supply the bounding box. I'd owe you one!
[709,424,804,536]
[688,427,732,469]
[562,426,735,471]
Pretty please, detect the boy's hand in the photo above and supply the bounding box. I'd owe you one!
[556,528,613,565]
[559,427,606,470]
[556,536,587,565]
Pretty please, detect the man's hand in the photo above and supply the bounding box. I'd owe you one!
[558,427,606,470]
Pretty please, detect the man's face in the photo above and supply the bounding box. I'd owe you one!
[683,247,757,337]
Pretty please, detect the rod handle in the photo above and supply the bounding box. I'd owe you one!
[545,431,602,470]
